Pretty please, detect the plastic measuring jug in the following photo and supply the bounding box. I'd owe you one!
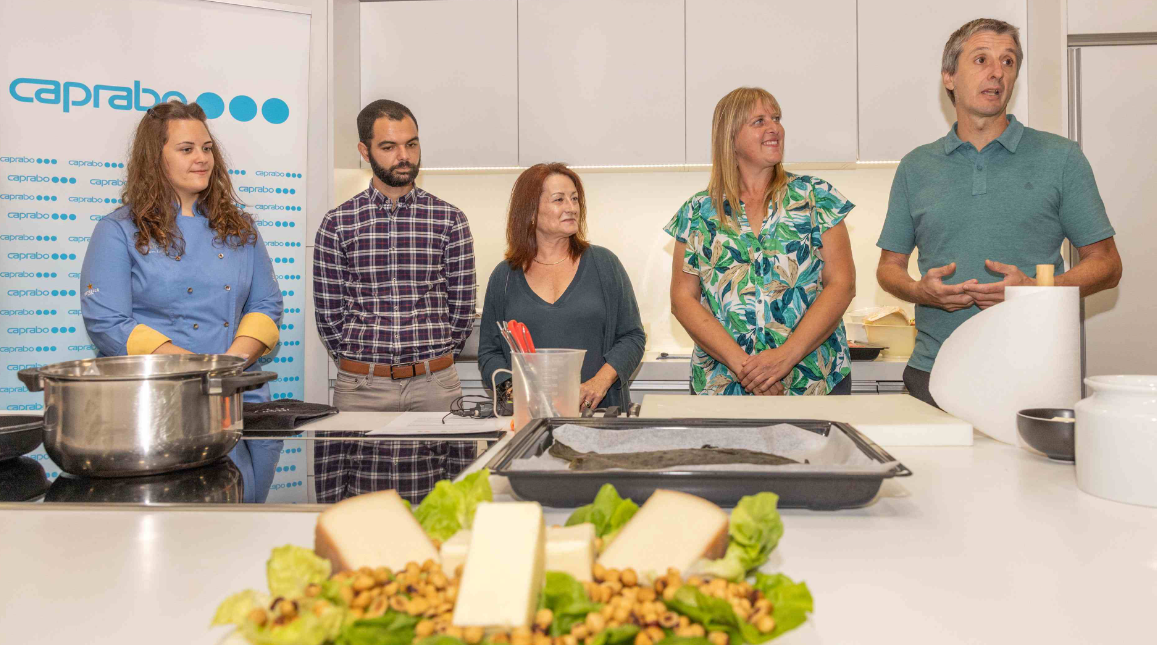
[495,348,585,432]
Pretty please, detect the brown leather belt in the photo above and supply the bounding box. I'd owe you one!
[339,355,454,380]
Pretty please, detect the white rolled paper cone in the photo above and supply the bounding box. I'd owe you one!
[929,286,1081,445]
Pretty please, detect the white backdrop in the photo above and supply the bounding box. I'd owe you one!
[0,0,311,502]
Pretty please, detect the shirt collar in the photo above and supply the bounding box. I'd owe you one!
[368,180,418,209]
[943,114,1024,155]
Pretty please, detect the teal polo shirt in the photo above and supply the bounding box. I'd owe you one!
[877,115,1114,372]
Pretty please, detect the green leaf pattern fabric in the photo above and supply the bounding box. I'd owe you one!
[663,174,853,396]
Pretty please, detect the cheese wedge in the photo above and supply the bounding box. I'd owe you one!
[596,489,729,583]
[452,502,546,629]
[440,529,472,578]
[314,490,439,573]
[547,524,597,582]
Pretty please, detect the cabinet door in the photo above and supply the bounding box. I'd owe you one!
[360,0,518,168]
[1069,0,1157,34]
[1078,44,1157,376]
[684,0,858,164]
[858,0,1029,162]
[517,0,685,166]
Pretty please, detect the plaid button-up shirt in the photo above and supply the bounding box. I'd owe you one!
[313,182,476,364]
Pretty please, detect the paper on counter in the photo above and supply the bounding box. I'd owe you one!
[367,412,505,436]
[507,423,897,474]
[929,286,1081,446]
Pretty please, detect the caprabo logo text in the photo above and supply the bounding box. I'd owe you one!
[9,78,291,125]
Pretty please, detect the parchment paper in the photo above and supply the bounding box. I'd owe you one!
[508,423,898,474]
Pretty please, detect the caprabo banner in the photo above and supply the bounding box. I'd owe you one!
[0,0,311,502]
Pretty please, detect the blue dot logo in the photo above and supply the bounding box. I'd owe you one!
[229,95,258,122]
[262,98,290,125]
[196,92,225,119]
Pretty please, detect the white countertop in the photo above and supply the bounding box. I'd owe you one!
[2,435,1154,644]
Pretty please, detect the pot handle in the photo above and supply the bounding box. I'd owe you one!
[16,367,44,392]
[204,371,278,396]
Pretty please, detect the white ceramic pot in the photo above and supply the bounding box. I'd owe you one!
[1074,375,1157,507]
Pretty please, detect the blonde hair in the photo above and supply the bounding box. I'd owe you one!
[708,87,788,232]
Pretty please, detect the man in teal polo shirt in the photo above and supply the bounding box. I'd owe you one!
[876,18,1123,407]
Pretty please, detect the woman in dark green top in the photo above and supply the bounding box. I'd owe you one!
[478,163,646,410]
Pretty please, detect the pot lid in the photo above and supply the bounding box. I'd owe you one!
[33,354,246,381]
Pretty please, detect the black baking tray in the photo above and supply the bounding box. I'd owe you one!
[486,417,912,510]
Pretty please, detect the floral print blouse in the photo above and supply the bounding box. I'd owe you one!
[664,174,853,395]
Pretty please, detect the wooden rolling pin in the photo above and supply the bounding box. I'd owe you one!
[1036,264,1055,287]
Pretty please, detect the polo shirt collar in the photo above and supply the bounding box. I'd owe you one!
[943,113,1025,155]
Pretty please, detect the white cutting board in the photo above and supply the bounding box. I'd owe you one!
[639,394,973,446]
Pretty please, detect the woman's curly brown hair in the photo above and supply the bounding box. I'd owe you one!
[120,100,257,256]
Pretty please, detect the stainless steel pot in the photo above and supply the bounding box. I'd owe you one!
[17,354,276,478]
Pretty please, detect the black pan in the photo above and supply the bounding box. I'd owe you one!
[0,456,50,501]
[0,415,45,462]
[849,342,886,361]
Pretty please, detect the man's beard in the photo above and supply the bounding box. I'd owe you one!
[369,155,420,188]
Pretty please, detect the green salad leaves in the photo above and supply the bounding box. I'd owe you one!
[538,571,604,637]
[751,573,815,639]
[565,484,639,544]
[414,470,493,542]
[692,493,784,582]
[665,573,812,645]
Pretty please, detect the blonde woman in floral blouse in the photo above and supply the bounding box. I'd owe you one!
[666,87,856,396]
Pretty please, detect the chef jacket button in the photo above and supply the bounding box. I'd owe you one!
[193,323,199,330]
[218,253,224,259]
[224,285,231,291]
[187,287,193,294]
[224,322,229,328]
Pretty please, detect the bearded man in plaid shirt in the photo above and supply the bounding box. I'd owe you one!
[313,100,478,504]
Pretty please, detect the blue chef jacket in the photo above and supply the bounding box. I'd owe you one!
[80,204,284,502]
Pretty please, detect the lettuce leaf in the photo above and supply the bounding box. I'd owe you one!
[665,584,766,645]
[213,592,344,645]
[239,600,345,645]
[266,545,333,598]
[752,573,814,639]
[211,589,269,627]
[565,483,639,543]
[655,638,712,645]
[666,576,812,644]
[414,469,493,542]
[692,492,783,582]
[538,571,603,637]
[590,625,640,645]
[335,610,420,645]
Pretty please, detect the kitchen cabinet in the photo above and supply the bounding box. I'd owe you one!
[1074,43,1157,376]
[360,0,519,168]
[517,0,685,166]
[857,0,1029,161]
[683,0,858,164]
[1069,0,1157,34]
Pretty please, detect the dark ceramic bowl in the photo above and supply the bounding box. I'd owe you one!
[1017,408,1076,462]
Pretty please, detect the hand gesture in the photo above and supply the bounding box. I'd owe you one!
[961,260,1035,309]
[918,263,976,312]
[735,347,794,395]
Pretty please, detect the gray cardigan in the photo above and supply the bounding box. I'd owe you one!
[478,245,647,408]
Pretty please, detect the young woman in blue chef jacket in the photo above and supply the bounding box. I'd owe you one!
[79,100,284,503]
